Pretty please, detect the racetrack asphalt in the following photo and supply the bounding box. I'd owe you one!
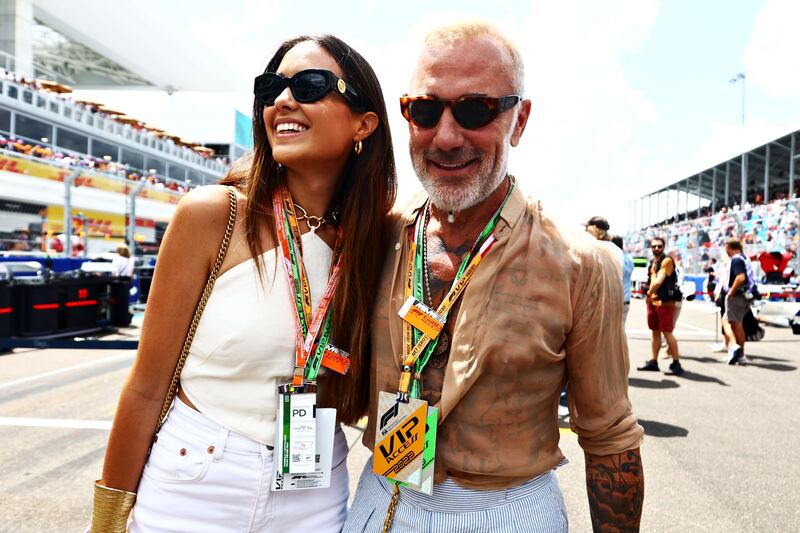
[0,298,797,532]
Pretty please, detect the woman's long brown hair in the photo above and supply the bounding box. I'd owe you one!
[220,35,396,424]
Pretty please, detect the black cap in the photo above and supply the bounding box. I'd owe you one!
[586,216,610,231]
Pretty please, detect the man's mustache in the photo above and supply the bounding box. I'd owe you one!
[420,149,481,164]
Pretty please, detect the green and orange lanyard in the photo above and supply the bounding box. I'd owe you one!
[397,178,515,402]
[272,185,344,390]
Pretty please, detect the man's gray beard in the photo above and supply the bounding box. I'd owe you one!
[411,151,505,213]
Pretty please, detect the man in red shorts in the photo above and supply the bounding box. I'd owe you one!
[638,237,684,375]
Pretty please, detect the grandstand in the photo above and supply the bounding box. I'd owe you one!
[629,128,800,278]
[0,73,230,255]
[0,4,241,257]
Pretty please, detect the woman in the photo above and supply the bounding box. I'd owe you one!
[111,244,134,277]
[90,34,396,532]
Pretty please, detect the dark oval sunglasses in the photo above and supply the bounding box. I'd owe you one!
[254,69,362,107]
[400,94,521,130]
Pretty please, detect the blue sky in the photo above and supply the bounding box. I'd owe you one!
[62,0,800,231]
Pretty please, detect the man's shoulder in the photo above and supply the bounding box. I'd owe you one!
[522,199,617,276]
[731,255,747,270]
[531,201,604,254]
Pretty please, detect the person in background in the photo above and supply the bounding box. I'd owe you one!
[638,237,684,375]
[664,247,686,358]
[585,216,623,268]
[111,243,134,277]
[612,234,634,324]
[704,258,718,298]
[722,238,755,365]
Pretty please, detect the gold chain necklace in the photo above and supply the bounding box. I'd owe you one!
[292,203,336,230]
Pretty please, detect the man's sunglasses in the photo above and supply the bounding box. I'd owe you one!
[254,69,362,107]
[399,94,521,130]
[651,245,664,249]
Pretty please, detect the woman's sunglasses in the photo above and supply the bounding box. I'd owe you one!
[254,69,362,107]
[399,94,521,130]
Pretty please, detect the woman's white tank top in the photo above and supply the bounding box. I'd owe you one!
[180,231,333,445]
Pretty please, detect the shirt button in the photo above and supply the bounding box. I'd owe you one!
[207,446,215,454]
[179,448,187,456]
[395,243,401,251]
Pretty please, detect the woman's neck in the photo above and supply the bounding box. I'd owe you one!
[285,168,338,218]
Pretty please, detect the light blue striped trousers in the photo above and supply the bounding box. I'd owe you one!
[343,458,568,532]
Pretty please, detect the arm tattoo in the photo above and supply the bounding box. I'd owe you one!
[585,448,644,532]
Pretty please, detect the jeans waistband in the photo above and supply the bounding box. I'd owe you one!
[375,469,561,513]
[164,397,267,454]
[165,397,347,459]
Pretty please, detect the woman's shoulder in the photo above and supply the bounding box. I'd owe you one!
[174,185,243,227]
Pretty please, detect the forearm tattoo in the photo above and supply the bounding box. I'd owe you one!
[585,448,644,533]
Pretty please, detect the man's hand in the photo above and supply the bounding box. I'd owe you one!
[585,448,644,532]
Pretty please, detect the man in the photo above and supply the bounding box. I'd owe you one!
[704,258,718,299]
[585,216,625,316]
[611,234,635,324]
[345,22,644,533]
[637,237,684,375]
[586,216,624,265]
[722,238,753,365]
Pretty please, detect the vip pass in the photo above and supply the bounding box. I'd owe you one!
[373,176,515,496]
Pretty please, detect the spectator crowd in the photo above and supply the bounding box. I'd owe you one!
[0,133,196,194]
[628,198,800,276]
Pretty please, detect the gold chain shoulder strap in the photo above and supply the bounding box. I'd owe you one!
[153,186,237,434]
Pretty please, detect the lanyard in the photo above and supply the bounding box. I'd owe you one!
[398,179,515,400]
[272,186,344,388]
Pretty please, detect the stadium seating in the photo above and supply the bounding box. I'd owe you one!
[628,198,799,278]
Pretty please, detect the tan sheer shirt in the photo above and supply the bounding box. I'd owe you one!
[362,185,644,490]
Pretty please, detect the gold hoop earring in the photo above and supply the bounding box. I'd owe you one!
[353,139,363,156]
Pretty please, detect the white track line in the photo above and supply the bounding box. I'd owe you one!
[0,352,134,391]
[0,417,111,429]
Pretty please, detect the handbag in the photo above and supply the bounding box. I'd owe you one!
[90,186,237,533]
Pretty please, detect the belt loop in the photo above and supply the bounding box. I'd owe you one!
[212,426,229,461]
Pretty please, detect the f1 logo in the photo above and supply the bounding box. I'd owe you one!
[379,402,399,430]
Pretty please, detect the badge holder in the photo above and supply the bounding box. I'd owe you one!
[273,383,337,491]
[373,389,438,495]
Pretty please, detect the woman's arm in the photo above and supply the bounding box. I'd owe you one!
[98,185,236,491]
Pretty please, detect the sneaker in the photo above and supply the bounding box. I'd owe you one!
[727,347,744,365]
[710,343,728,353]
[637,359,659,371]
[739,353,749,365]
[668,360,684,376]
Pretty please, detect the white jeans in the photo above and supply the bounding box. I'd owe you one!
[129,398,349,532]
